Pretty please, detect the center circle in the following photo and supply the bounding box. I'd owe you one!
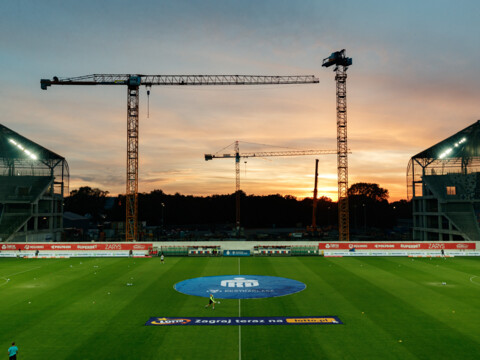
[174,275,306,299]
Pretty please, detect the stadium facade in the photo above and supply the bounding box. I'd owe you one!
[407,120,480,241]
[0,124,69,242]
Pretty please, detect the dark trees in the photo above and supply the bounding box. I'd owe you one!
[64,186,109,222]
[63,184,410,231]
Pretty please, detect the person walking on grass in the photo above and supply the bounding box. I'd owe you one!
[8,342,18,360]
[205,293,217,310]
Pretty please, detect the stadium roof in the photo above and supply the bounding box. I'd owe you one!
[412,120,480,160]
[0,123,64,161]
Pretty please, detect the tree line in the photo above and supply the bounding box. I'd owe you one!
[64,183,412,232]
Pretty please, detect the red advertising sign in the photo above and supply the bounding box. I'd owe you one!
[318,242,476,250]
[0,243,153,251]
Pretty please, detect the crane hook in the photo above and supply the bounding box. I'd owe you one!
[146,86,151,118]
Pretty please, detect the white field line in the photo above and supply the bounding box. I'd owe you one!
[238,257,241,360]
[470,275,480,285]
[0,266,43,287]
[2,266,42,278]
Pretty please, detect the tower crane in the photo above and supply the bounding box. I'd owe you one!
[40,74,319,241]
[322,49,352,241]
[205,141,336,234]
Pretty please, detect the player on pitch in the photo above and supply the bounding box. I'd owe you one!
[205,294,217,310]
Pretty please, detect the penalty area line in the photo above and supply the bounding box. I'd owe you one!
[2,266,43,279]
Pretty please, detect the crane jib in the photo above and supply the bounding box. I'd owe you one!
[41,75,319,89]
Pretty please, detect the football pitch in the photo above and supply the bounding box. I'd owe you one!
[1,256,480,360]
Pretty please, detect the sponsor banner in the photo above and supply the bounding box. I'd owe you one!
[0,243,152,251]
[145,316,342,326]
[319,242,476,250]
[324,251,442,257]
[223,250,250,257]
[175,275,306,299]
[449,251,480,256]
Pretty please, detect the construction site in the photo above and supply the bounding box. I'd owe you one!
[0,50,479,245]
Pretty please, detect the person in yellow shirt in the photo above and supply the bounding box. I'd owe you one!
[205,294,216,310]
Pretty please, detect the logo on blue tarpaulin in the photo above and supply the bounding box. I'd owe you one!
[174,275,306,299]
[145,316,343,326]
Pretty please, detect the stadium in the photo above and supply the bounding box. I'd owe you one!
[1,123,480,359]
[408,120,480,241]
[0,124,68,243]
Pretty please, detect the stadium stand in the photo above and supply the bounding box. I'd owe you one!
[407,120,480,240]
[0,124,68,242]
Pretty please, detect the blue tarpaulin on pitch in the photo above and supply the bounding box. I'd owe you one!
[174,275,306,299]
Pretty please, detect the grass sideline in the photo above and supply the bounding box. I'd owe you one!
[1,256,480,359]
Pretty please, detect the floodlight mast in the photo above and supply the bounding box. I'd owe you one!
[322,49,352,241]
[41,74,319,241]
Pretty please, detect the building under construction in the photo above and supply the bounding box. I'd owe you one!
[408,120,480,241]
[0,124,68,242]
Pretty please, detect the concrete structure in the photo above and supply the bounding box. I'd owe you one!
[0,124,69,242]
[408,120,480,240]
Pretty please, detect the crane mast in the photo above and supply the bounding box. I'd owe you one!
[312,159,319,232]
[41,74,319,241]
[235,141,241,232]
[205,143,336,234]
[322,49,352,241]
[127,85,139,241]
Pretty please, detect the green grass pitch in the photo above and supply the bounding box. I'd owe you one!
[1,256,480,359]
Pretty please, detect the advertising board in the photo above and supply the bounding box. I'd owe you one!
[319,242,476,250]
[145,316,343,326]
[0,243,152,251]
[222,250,250,256]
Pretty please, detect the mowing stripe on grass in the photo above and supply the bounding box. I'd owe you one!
[2,257,480,360]
[332,258,480,358]
[64,258,184,360]
[237,257,336,360]
[292,257,416,360]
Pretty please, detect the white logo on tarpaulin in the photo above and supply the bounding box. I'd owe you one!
[221,277,259,288]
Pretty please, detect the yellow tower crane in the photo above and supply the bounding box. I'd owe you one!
[205,141,336,235]
[41,74,319,241]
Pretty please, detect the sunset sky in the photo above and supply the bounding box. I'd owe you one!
[1,0,479,202]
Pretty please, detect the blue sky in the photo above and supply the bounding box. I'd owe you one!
[1,0,479,200]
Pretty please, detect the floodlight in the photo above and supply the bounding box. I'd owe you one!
[439,137,467,159]
[8,138,38,160]
[439,148,452,159]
